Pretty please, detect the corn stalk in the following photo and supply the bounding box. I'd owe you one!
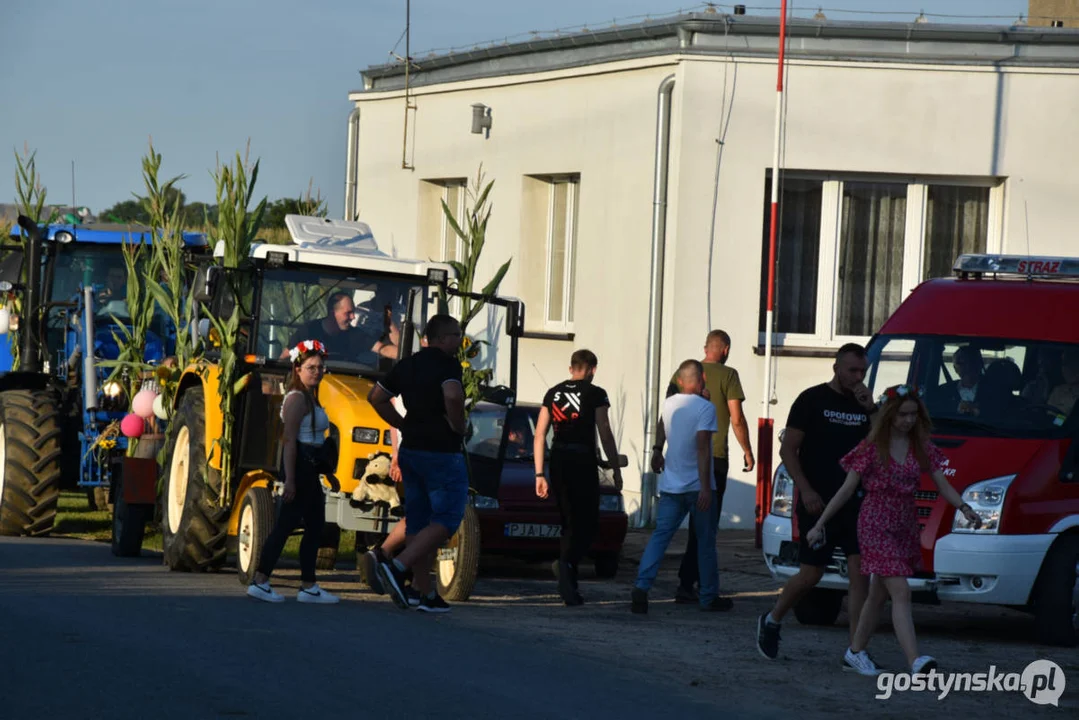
[440,165,512,412]
[98,238,161,456]
[204,146,266,506]
[11,146,58,370]
[139,142,200,419]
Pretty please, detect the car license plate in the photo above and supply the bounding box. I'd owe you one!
[504,523,562,538]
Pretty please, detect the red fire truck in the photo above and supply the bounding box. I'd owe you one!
[762,254,1079,647]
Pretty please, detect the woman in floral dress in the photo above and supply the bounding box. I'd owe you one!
[807,385,982,676]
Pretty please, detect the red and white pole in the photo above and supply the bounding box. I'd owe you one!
[756,0,788,548]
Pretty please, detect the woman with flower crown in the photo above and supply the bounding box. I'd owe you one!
[806,384,982,676]
[246,339,340,604]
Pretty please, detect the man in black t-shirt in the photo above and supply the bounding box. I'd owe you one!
[368,314,467,613]
[756,343,877,661]
[534,349,624,606]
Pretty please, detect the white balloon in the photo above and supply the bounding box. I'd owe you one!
[152,394,169,421]
[0,307,9,335]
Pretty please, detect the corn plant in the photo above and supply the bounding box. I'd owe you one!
[203,145,266,506]
[139,143,201,419]
[11,146,58,369]
[440,165,512,412]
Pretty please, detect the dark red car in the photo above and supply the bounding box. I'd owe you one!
[465,401,629,578]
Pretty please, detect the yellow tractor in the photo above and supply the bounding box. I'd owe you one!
[158,216,523,600]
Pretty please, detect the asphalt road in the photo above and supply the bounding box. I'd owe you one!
[0,537,775,720]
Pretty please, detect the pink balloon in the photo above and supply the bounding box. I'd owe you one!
[132,389,157,419]
[121,413,145,438]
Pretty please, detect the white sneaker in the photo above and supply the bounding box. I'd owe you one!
[247,582,284,603]
[297,584,340,604]
[843,648,883,676]
[912,656,938,674]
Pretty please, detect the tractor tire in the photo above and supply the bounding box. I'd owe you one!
[160,387,227,572]
[111,472,149,557]
[0,390,62,537]
[236,486,274,586]
[1033,535,1079,648]
[315,524,341,571]
[436,505,480,602]
[793,588,844,626]
[355,531,382,588]
[593,551,620,579]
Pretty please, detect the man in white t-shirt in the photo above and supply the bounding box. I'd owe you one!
[631,359,725,614]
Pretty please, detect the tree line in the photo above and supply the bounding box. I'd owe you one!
[98,189,325,229]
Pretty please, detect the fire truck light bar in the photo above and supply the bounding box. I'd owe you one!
[953,254,1079,278]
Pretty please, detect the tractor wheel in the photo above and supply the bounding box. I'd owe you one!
[315,524,341,571]
[793,588,844,626]
[160,386,227,572]
[436,505,480,602]
[110,471,149,557]
[236,486,274,586]
[0,390,62,537]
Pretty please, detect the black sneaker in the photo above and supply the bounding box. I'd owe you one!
[701,596,734,612]
[376,560,410,610]
[756,613,781,660]
[630,587,648,614]
[674,585,699,604]
[415,593,451,613]
[405,586,422,608]
[362,550,384,595]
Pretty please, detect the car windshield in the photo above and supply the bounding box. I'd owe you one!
[466,405,541,461]
[866,334,1079,439]
[257,267,424,374]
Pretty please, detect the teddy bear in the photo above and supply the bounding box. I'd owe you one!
[351,453,404,515]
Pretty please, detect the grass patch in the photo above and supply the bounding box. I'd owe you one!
[54,491,356,564]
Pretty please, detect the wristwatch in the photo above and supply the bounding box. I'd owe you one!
[535,472,545,478]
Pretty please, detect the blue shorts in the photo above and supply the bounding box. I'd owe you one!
[397,448,469,535]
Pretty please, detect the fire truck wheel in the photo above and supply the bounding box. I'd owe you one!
[593,551,620,579]
[1033,535,1079,647]
[793,588,844,626]
[0,390,61,537]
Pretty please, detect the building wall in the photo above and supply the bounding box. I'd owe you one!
[1029,0,1079,28]
[349,52,1079,528]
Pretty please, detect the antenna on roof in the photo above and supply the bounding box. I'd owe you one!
[1024,199,1033,259]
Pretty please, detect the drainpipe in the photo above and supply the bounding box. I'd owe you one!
[344,106,361,221]
[639,73,676,528]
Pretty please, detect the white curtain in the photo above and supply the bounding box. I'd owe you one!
[836,182,907,337]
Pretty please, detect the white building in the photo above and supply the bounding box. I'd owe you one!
[344,12,1079,528]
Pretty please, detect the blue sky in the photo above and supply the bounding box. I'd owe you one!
[1,0,1031,218]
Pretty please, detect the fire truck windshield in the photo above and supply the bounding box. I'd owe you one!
[865,335,1079,439]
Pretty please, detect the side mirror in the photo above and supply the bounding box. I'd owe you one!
[0,248,24,288]
[506,300,525,337]
[192,265,219,304]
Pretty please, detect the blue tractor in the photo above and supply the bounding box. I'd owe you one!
[0,216,206,546]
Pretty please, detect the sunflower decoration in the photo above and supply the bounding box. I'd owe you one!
[457,334,493,414]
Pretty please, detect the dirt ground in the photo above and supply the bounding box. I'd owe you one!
[255,529,1077,716]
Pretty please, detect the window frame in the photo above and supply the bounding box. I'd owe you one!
[543,175,579,332]
[760,171,1003,349]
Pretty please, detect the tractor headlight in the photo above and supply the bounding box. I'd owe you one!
[352,427,380,444]
[599,494,625,513]
[770,464,794,518]
[100,381,126,411]
[952,475,1015,534]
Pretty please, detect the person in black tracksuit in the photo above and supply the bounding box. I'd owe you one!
[534,349,623,606]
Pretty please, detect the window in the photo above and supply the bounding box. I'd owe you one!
[544,176,579,329]
[439,181,467,264]
[760,173,998,345]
